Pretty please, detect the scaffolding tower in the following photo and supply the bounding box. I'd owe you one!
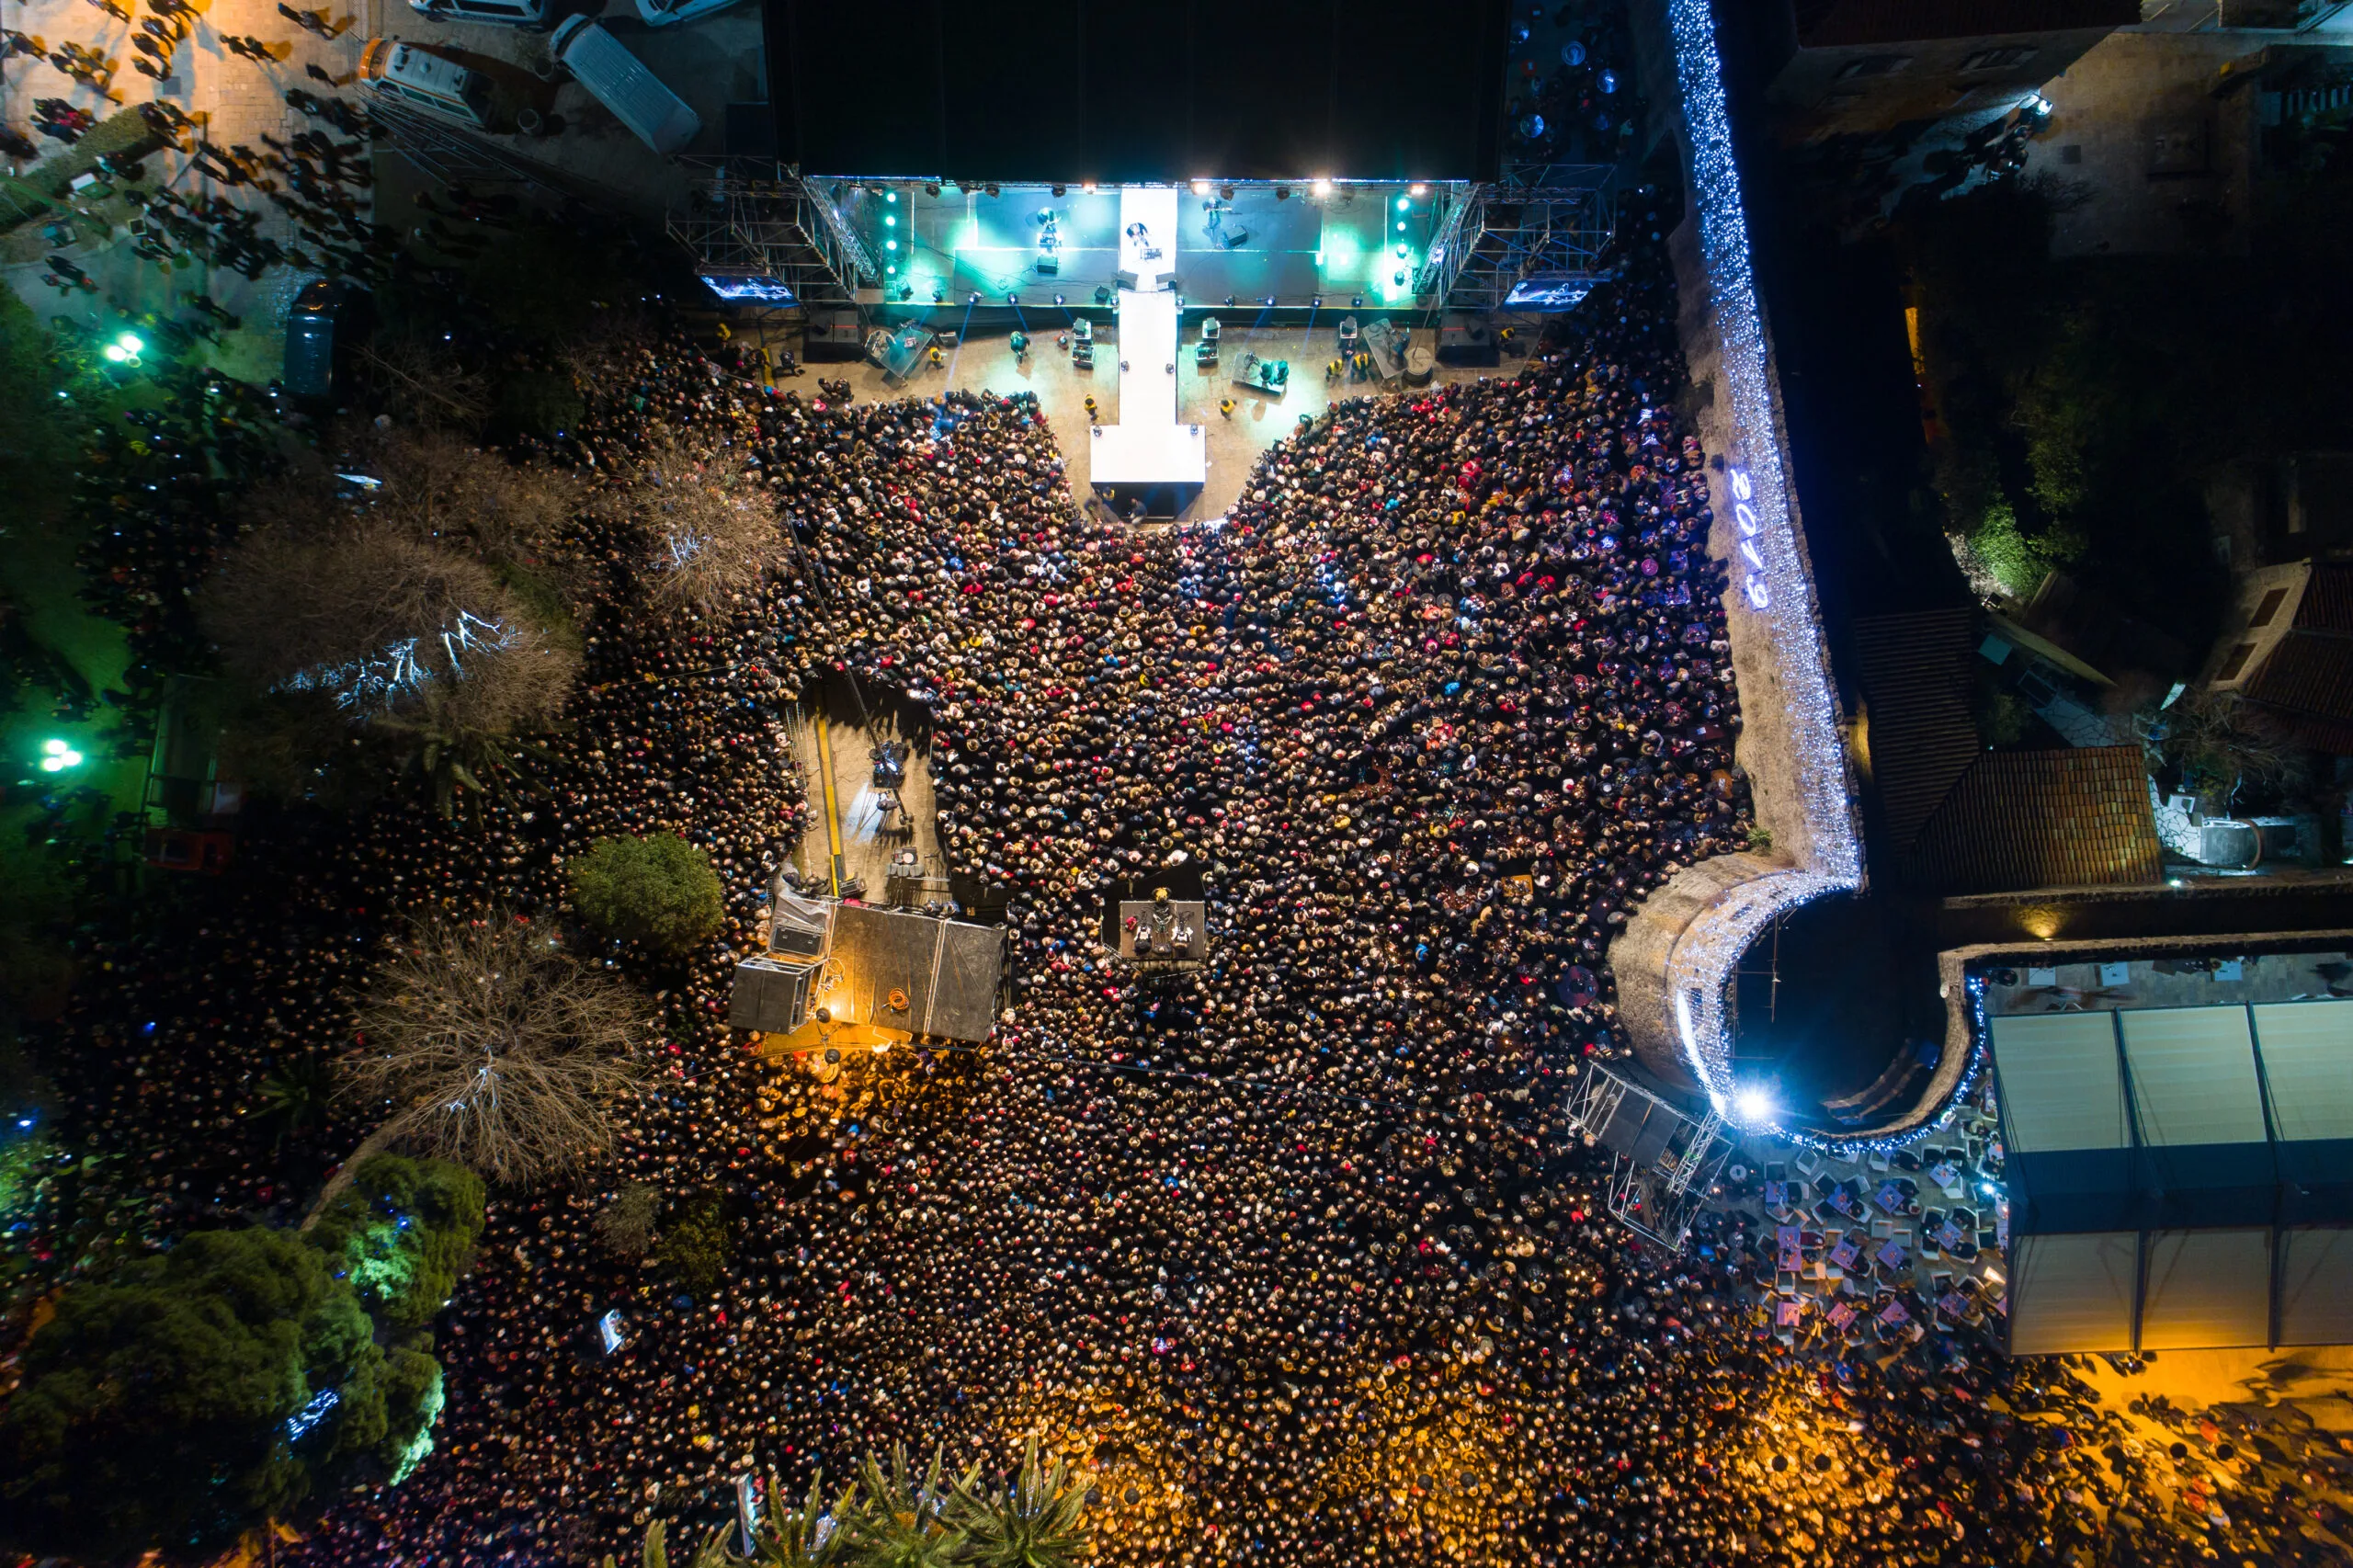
[1559,1060,1732,1254]
[1422,163,1618,321]
[664,160,880,310]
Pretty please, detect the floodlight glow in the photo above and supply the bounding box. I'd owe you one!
[1190,179,1211,195]
[116,332,142,353]
[1312,177,1333,197]
[885,239,897,250]
[1408,182,1427,196]
[1733,1086,1776,1126]
[1395,196,1411,210]
[102,344,128,362]
[885,189,898,202]
[884,214,896,226]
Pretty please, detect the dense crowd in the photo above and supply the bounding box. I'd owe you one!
[7,180,2348,1568]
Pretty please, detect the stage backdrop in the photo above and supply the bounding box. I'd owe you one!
[764,0,1508,185]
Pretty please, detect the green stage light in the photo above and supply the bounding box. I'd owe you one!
[39,738,84,772]
[116,332,142,353]
[102,344,128,362]
[885,239,898,250]
[1396,196,1410,211]
[884,214,896,226]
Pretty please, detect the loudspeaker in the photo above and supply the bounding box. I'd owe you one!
[1436,312,1497,367]
[802,309,863,361]
[1220,227,1249,250]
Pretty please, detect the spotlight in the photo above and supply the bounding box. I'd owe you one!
[1223,295,1235,306]
[1219,185,1234,200]
[886,189,898,203]
[102,344,128,363]
[1392,270,1405,285]
[970,292,982,304]
[38,738,84,772]
[1274,185,1290,199]
[1006,293,1018,305]
[1081,181,1097,193]
[1351,295,1363,307]
[884,214,896,226]
[1262,295,1274,306]
[116,332,142,353]
[886,264,897,274]
[1311,296,1322,308]
[984,183,1000,197]
[1394,243,1409,258]
[885,238,898,250]
[1733,1086,1776,1127]
[1053,293,1065,305]
[925,181,941,197]
[933,289,946,302]
[1191,178,1212,196]
[1396,196,1411,210]
[1409,182,1427,196]
[1312,177,1332,197]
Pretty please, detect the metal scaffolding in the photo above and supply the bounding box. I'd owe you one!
[664,160,880,310]
[369,98,593,199]
[1427,163,1618,319]
[1559,1060,1732,1254]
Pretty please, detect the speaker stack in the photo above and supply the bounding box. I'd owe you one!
[1435,312,1498,368]
[801,309,864,362]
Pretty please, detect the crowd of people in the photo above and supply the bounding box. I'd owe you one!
[6,151,2347,1568]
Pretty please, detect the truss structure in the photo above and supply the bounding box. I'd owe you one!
[664,160,880,310]
[1560,1060,1732,1253]
[369,98,591,199]
[1425,163,1619,320]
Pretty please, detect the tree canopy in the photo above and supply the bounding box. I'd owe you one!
[308,1153,487,1329]
[0,1229,388,1562]
[569,833,727,955]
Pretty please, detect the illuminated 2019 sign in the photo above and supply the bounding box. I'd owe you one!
[1728,466,1768,610]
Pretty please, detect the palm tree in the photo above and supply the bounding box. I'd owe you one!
[682,1471,863,1568]
[950,1441,1090,1568]
[852,1447,971,1568]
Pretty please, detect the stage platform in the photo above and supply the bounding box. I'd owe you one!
[838,180,1441,312]
[1086,187,1206,521]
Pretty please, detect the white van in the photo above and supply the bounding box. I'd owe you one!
[548,16,699,156]
[358,38,495,128]
[408,0,551,29]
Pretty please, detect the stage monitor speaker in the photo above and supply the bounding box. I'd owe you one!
[1436,313,1498,367]
[1220,227,1249,250]
[803,309,864,361]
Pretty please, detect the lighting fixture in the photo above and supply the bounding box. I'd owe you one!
[1311,177,1332,197]
[39,738,84,772]
[1396,196,1411,210]
[1052,293,1065,305]
[1409,182,1427,196]
[1191,178,1211,195]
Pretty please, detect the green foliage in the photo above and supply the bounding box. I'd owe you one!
[854,1447,971,1568]
[308,1154,486,1329]
[0,1228,385,1561]
[380,1344,445,1483]
[260,1054,335,1142]
[951,1440,1091,1568]
[498,369,587,438]
[658,1187,732,1294]
[1962,500,2079,603]
[570,832,727,954]
[1744,826,1773,854]
[597,1181,664,1261]
[635,1448,1092,1568]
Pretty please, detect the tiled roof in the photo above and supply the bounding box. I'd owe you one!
[1907,746,2161,894]
[1792,0,2138,48]
[1850,610,1981,857]
[2290,564,2353,633]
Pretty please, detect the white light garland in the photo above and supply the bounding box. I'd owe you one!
[1664,0,1868,1133]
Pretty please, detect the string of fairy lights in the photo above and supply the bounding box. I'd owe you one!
[1662,0,1872,1141]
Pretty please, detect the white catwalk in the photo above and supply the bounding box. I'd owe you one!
[1089,186,1206,517]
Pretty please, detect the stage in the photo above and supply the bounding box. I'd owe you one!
[1086,187,1207,521]
[829,179,1445,313]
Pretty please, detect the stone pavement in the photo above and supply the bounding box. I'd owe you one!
[0,0,375,371]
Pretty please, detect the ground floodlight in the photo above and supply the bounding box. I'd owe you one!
[1734,1086,1775,1127]
[1312,178,1332,197]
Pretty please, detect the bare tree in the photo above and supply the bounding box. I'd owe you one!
[357,425,588,579]
[346,918,649,1187]
[358,334,494,429]
[602,438,778,616]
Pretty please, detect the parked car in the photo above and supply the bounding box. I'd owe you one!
[635,0,751,26]
[549,16,699,154]
[358,36,496,127]
[408,0,552,27]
